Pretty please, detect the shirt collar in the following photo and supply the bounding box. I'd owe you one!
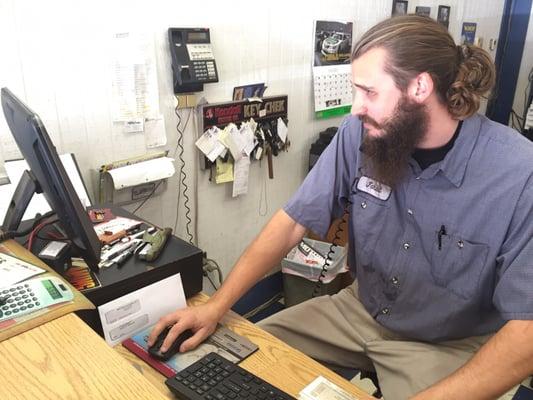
[437,114,482,187]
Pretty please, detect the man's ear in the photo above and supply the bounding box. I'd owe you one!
[407,72,434,103]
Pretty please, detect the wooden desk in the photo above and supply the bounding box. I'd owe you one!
[0,313,167,399]
[0,239,372,399]
[116,293,374,399]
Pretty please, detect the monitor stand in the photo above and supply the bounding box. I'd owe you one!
[2,169,42,232]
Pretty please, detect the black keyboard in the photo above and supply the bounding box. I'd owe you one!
[165,352,296,400]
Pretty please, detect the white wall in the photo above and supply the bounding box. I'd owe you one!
[0,0,509,280]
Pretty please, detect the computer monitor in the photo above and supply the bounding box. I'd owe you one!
[1,87,101,271]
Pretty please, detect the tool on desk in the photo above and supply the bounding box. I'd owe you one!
[0,276,73,322]
[136,228,172,262]
[98,227,157,268]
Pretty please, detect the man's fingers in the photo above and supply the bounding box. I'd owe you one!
[180,327,213,352]
[147,313,181,346]
[161,319,190,352]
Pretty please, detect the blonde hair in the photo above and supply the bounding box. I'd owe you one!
[352,15,495,119]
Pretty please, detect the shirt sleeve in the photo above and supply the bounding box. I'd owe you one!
[493,174,533,319]
[283,116,361,238]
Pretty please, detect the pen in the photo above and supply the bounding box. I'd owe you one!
[438,225,447,250]
[115,247,135,268]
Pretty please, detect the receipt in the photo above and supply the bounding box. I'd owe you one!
[299,376,360,400]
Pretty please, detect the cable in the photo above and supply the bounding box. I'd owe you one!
[202,257,223,290]
[27,217,59,252]
[206,258,223,285]
[242,292,283,320]
[173,95,194,244]
[0,211,56,243]
[131,180,164,215]
[205,272,219,291]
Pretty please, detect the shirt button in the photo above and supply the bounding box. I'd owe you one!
[391,276,399,285]
[415,176,421,180]
[457,240,464,249]
[361,201,367,209]
[407,209,413,215]
[403,242,410,250]
[381,307,390,315]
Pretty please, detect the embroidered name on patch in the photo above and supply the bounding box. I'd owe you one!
[356,176,391,201]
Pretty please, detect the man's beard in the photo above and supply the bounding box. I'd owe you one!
[360,96,429,188]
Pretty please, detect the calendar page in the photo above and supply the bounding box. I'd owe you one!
[313,20,354,119]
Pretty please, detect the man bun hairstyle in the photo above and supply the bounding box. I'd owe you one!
[352,15,496,119]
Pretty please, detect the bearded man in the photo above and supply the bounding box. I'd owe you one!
[150,15,533,400]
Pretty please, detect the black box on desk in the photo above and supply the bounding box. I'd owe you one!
[77,234,203,336]
[76,208,203,336]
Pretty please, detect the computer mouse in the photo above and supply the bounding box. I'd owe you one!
[148,326,194,360]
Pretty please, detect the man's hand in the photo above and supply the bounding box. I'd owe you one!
[410,320,533,400]
[147,302,221,353]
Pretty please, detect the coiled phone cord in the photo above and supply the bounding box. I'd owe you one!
[312,201,352,298]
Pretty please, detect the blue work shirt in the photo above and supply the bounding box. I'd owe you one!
[284,114,533,342]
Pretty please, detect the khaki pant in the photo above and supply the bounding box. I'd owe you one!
[258,282,492,399]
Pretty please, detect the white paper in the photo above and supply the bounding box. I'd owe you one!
[0,253,45,289]
[299,376,360,400]
[111,31,160,122]
[0,120,22,161]
[93,216,142,236]
[277,117,288,143]
[145,115,167,148]
[0,147,8,185]
[98,272,186,346]
[218,124,244,161]
[0,153,92,222]
[124,118,144,133]
[240,124,257,156]
[107,156,175,190]
[232,155,250,197]
[196,126,226,162]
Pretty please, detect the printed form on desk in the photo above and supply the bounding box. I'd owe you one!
[0,252,45,288]
[300,376,360,400]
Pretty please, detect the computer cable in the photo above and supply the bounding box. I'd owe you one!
[0,211,56,243]
[27,216,59,252]
[131,180,164,214]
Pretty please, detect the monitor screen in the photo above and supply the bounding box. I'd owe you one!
[1,87,101,271]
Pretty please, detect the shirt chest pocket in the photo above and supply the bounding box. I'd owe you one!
[430,233,490,299]
[350,193,390,266]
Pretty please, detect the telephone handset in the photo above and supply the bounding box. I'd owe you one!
[168,27,219,94]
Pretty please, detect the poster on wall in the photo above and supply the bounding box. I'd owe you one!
[461,22,477,45]
[415,6,431,16]
[392,1,409,16]
[437,5,451,29]
[312,20,353,119]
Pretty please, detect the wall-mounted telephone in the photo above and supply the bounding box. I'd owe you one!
[168,27,219,94]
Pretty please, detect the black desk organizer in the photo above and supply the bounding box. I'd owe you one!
[18,206,203,337]
[75,206,203,336]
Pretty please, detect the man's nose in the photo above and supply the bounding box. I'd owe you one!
[351,92,367,116]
